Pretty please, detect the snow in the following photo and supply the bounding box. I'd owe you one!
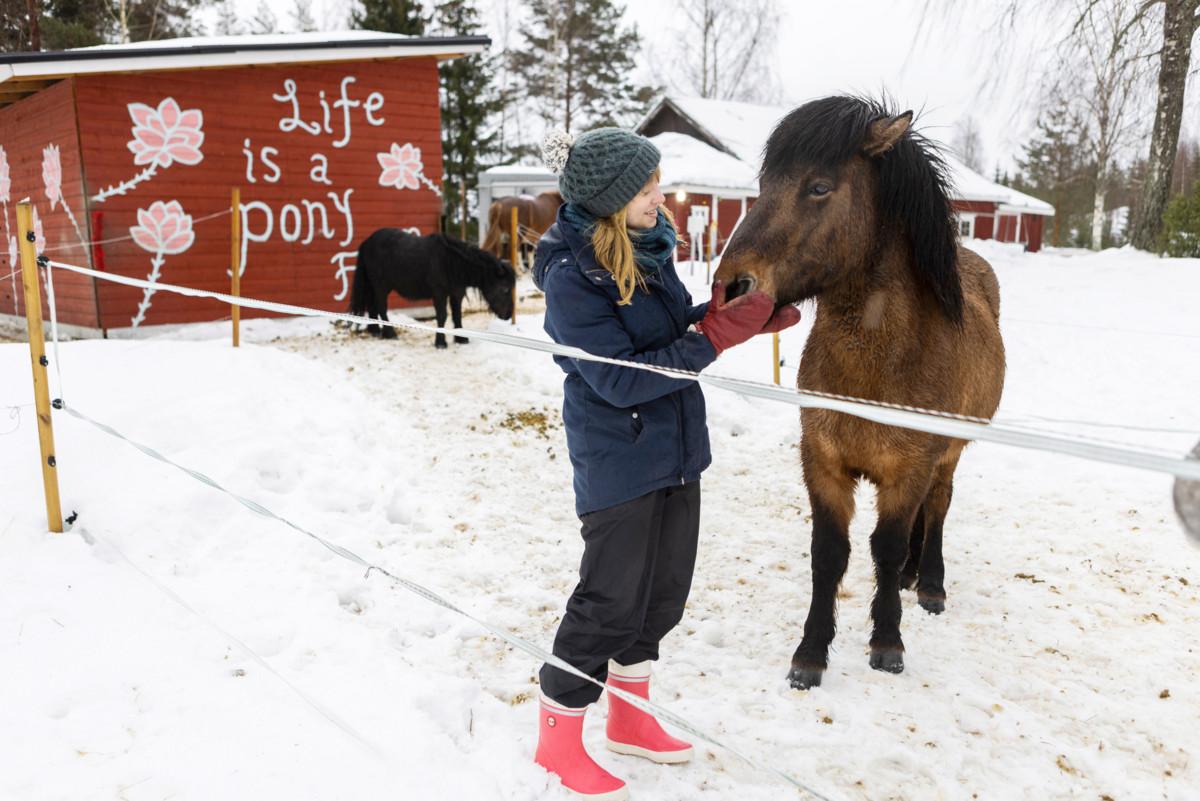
[2,245,1200,800]
[648,96,792,169]
[74,31,422,53]
[649,132,759,194]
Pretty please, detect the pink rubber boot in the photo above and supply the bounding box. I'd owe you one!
[605,660,693,764]
[535,693,629,800]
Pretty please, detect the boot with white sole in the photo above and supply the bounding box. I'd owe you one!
[535,693,629,800]
[605,660,693,764]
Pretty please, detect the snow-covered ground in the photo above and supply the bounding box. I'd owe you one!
[2,242,1198,801]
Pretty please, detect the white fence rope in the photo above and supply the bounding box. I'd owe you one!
[44,258,1200,482]
[55,399,835,801]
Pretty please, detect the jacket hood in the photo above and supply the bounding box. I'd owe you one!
[533,206,596,291]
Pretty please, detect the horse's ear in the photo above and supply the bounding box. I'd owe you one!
[862,111,913,157]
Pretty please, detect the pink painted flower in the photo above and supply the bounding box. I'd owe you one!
[377,143,424,191]
[130,200,195,255]
[31,206,45,251]
[126,98,205,168]
[0,146,10,203]
[42,144,63,210]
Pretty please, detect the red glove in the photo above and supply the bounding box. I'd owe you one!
[694,281,775,356]
[760,303,801,334]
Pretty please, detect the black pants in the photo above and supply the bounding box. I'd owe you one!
[540,481,701,708]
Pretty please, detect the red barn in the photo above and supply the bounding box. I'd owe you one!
[0,32,487,334]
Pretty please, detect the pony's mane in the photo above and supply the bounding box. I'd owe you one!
[762,96,963,322]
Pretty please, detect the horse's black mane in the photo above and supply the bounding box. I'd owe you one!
[762,95,963,322]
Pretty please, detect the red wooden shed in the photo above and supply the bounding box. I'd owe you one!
[0,32,487,334]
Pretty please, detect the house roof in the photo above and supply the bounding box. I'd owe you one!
[649,132,758,196]
[0,31,489,109]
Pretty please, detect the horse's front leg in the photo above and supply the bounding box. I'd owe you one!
[789,443,855,690]
[450,290,468,345]
[868,475,930,674]
[432,290,449,349]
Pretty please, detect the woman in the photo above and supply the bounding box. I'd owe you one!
[531,128,799,800]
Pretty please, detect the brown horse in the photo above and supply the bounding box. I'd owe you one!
[482,190,563,269]
[716,96,1005,689]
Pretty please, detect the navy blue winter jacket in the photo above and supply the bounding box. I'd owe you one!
[533,207,718,516]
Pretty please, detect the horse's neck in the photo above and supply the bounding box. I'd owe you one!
[807,245,923,378]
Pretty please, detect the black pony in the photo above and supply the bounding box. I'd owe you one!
[350,229,516,348]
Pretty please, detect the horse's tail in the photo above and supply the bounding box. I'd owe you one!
[349,240,372,318]
[481,202,503,256]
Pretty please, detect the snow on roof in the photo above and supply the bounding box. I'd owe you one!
[943,152,1055,215]
[638,96,791,168]
[649,132,758,195]
[0,31,488,88]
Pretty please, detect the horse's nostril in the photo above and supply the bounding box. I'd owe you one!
[726,275,757,303]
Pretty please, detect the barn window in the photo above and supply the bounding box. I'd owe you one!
[957,213,976,239]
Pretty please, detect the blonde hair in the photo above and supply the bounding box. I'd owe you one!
[590,167,679,305]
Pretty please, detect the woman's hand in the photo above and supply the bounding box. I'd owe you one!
[760,304,801,335]
[694,281,776,356]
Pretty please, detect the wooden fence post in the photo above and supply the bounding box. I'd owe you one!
[17,201,64,533]
[772,332,781,386]
[231,187,241,347]
[510,206,519,325]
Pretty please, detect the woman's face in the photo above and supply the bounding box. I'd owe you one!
[625,175,665,230]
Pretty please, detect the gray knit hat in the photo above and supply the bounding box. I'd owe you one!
[541,128,661,217]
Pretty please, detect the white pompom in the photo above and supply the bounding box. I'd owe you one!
[541,129,575,175]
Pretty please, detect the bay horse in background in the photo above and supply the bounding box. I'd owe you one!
[351,230,515,348]
[716,96,1006,689]
[482,190,563,271]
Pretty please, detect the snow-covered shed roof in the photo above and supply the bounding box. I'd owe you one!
[637,95,790,168]
[649,132,758,197]
[0,31,488,109]
[943,152,1055,216]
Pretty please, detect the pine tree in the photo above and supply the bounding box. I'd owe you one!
[213,0,241,35]
[290,0,317,31]
[511,0,653,134]
[1016,99,1094,247]
[434,0,503,240]
[351,0,427,34]
[250,0,278,33]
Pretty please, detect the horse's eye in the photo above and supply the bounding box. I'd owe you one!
[808,182,833,197]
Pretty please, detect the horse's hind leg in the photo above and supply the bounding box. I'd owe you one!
[868,472,932,675]
[789,442,855,690]
[450,290,468,344]
[374,292,396,339]
[915,461,957,615]
[900,505,926,591]
[432,290,448,348]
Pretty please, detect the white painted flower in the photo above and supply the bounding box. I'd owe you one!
[42,144,63,210]
[6,235,16,269]
[127,98,205,169]
[0,145,10,203]
[130,200,195,255]
[377,143,424,191]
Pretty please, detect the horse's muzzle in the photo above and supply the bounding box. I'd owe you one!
[725,275,757,303]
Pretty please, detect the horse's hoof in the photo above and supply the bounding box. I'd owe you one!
[454,336,470,345]
[918,593,945,615]
[434,340,448,349]
[869,647,905,674]
[787,665,824,690]
[381,328,398,340]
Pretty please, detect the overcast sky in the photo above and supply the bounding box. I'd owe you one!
[230,0,1199,174]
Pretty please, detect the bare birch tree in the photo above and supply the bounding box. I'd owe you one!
[1052,0,1156,249]
[666,0,780,102]
[952,116,985,172]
